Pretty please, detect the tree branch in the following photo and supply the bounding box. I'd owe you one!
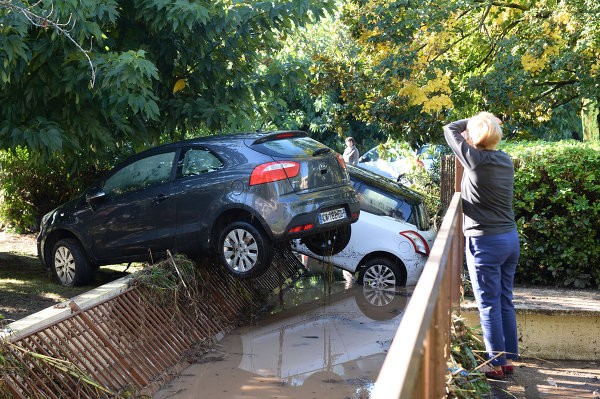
[531,79,578,102]
[0,0,96,87]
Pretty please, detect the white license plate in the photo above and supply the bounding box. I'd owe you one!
[320,208,346,224]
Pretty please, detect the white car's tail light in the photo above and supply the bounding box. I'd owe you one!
[249,161,300,185]
[400,230,430,255]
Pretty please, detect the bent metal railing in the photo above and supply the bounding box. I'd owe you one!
[372,192,464,399]
[1,249,304,399]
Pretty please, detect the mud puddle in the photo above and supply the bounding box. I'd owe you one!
[153,270,413,399]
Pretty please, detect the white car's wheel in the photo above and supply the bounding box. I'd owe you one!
[358,257,406,288]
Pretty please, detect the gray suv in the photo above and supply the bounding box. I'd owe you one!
[38,131,360,286]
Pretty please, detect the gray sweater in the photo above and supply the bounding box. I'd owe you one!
[443,119,517,236]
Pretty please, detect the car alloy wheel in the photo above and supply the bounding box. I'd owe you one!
[52,239,93,287]
[358,257,405,288]
[218,221,272,279]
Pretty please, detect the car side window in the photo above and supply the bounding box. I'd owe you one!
[353,182,414,223]
[179,148,224,177]
[103,152,176,196]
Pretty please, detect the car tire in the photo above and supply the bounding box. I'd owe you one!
[218,221,272,279]
[51,239,94,287]
[301,224,351,256]
[357,257,406,288]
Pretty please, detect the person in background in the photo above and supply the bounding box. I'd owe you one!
[343,136,359,166]
[443,112,520,380]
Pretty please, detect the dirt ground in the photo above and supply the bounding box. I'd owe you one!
[0,231,136,323]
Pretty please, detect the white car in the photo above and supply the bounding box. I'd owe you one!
[357,143,445,182]
[357,145,413,181]
[293,165,437,287]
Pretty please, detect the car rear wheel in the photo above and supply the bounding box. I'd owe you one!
[52,239,94,287]
[218,221,272,279]
[357,257,406,288]
[301,224,351,256]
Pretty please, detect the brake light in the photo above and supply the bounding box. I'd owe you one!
[289,223,314,233]
[335,153,346,169]
[400,230,430,255]
[275,132,295,139]
[249,161,300,185]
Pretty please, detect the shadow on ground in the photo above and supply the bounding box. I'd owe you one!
[490,358,600,399]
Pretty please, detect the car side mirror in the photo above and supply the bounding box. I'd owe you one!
[85,188,106,210]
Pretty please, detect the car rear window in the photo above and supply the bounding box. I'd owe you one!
[249,136,330,158]
[351,180,416,225]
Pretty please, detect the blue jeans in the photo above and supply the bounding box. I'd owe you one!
[466,229,520,366]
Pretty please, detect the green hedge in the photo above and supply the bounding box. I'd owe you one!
[504,140,600,288]
[0,148,102,233]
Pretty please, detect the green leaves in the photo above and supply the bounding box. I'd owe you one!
[507,140,600,288]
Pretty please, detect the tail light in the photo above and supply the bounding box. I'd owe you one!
[400,230,430,255]
[249,161,300,185]
[335,153,347,169]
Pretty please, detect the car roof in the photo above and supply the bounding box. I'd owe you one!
[178,130,308,146]
[134,131,309,154]
[347,165,424,204]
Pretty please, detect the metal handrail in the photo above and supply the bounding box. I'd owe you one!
[372,192,464,398]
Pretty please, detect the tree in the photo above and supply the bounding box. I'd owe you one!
[0,0,334,169]
[250,4,386,152]
[340,0,600,144]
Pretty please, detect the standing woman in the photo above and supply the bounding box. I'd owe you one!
[443,112,520,380]
[343,137,359,166]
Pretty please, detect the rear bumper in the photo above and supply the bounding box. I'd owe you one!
[254,184,360,241]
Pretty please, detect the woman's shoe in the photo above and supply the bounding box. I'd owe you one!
[502,365,514,375]
[483,367,505,380]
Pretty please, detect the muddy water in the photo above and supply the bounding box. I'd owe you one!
[153,271,412,399]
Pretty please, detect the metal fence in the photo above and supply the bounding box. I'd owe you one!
[372,191,464,399]
[371,156,464,398]
[1,249,304,398]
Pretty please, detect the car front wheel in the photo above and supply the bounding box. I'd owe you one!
[357,257,406,288]
[301,224,351,256]
[218,221,272,279]
[51,239,94,287]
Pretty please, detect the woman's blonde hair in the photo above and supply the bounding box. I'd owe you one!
[466,111,503,150]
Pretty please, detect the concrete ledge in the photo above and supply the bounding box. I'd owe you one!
[461,287,600,361]
[2,275,132,341]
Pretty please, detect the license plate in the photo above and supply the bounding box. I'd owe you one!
[320,208,346,224]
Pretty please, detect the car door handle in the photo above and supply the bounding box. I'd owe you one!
[152,194,170,204]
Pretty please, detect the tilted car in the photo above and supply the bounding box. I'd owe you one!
[38,131,360,286]
[293,165,436,287]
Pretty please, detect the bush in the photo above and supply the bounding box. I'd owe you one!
[504,140,600,288]
[0,148,102,233]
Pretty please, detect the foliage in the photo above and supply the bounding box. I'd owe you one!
[505,140,600,288]
[250,3,386,154]
[0,0,335,170]
[447,313,490,399]
[339,0,600,144]
[0,147,106,232]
